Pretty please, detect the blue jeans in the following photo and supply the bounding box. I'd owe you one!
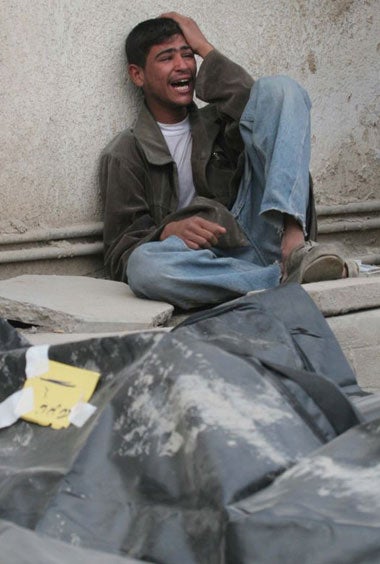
[127,76,312,309]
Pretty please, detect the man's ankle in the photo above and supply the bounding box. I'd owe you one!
[281,214,305,273]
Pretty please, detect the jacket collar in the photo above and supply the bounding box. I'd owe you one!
[133,102,177,165]
[133,101,220,166]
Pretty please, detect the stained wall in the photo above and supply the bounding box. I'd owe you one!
[1,0,379,275]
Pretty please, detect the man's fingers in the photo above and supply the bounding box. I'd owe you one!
[185,231,215,248]
[160,12,192,28]
[184,239,201,250]
[158,12,214,58]
[192,216,227,236]
[160,216,226,248]
[160,11,181,20]
[184,223,223,247]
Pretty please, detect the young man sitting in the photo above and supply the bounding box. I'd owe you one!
[100,12,357,310]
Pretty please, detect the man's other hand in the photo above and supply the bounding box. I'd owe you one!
[160,216,226,249]
[159,12,214,59]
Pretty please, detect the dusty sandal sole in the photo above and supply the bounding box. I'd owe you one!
[302,255,344,284]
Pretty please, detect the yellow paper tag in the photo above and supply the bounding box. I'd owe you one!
[21,360,100,429]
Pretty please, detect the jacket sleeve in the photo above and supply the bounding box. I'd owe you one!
[99,137,163,281]
[195,50,254,122]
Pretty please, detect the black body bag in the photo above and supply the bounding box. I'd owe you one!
[0,283,378,564]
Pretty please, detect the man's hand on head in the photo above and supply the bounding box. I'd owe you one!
[159,12,214,59]
[160,216,226,250]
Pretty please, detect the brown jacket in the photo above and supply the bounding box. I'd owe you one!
[99,50,316,281]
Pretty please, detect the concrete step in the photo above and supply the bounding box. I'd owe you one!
[0,275,173,332]
[0,274,377,393]
[327,309,380,393]
[303,276,380,317]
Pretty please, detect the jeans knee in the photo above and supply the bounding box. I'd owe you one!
[126,243,161,298]
[254,75,311,109]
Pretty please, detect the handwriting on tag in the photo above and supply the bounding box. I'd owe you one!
[21,360,100,429]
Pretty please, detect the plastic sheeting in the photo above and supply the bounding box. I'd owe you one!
[227,417,380,564]
[0,283,379,563]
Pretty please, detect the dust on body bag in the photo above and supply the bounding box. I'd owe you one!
[226,416,380,564]
[0,284,376,564]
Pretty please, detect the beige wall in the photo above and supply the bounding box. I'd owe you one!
[0,0,379,274]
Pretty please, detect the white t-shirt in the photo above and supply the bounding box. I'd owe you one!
[158,116,196,209]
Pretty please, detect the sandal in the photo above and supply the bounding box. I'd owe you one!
[282,241,359,284]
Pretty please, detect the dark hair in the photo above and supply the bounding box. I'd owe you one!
[125,17,183,67]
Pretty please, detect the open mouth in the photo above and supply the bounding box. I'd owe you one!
[171,78,193,93]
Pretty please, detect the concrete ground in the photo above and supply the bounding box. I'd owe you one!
[0,273,378,394]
